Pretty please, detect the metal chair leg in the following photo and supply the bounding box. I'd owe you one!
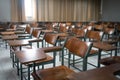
[28,66,30,80]
[83,57,87,71]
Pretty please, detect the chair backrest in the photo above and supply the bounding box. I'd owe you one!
[25,25,33,34]
[65,37,92,58]
[103,27,115,35]
[10,24,17,30]
[85,30,104,42]
[75,29,87,37]
[83,25,93,30]
[46,23,54,30]
[32,29,41,38]
[94,24,103,31]
[30,22,38,27]
[44,33,59,46]
[75,22,83,28]
[59,23,69,33]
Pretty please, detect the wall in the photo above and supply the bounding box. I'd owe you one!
[0,0,11,22]
[101,0,120,22]
[0,0,120,22]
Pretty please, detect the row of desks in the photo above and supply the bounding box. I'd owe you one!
[1,30,120,80]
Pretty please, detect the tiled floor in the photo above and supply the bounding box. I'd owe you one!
[0,42,119,80]
[0,45,20,80]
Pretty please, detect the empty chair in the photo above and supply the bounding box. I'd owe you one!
[45,22,54,30]
[85,30,104,42]
[6,24,17,31]
[75,22,83,28]
[82,25,93,31]
[10,29,42,67]
[58,23,69,33]
[27,29,42,48]
[32,65,75,80]
[30,22,39,28]
[85,30,104,59]
[73,28,87,41]
[40,33,67,67]
[13,33,66,80]
[93,24,104,31]
[65,37,93,71]
[17,25,33,39]
[102,27,118,51]
[103,27,115,39]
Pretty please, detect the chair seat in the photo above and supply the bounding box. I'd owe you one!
[32,66,75,80]
[25,54,53,66]
[100,56,120,66]
[90,49,98,55]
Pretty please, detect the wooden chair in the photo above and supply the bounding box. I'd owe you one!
[102,27,119,56]
[75,22,83,28]
[6,24,17,31]
[14,33,66,80]
[85,30,104,42]
[30,22,39,28]
[103,27,118,43]
[32,66,75,80]
[73,30,104,68]
[103,27,115,39]
[17,25,33,39]
[58,23,69,33]
[27,29,42,48]
[85,30,105,66]
[45,22,54,31]
[82,25,93,31]
[42,33,66,66]
[65,37,93,71]
[93,24,104,31]
[10,29,42,68]
[72,28,87,41]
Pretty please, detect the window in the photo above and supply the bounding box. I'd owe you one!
[24,0,34,21]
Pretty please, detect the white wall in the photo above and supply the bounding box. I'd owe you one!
[0,0,11,22]
[101,0,120,22]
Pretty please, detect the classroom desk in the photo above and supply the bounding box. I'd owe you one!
[15,48,47,80]
[93,41,118,67]
[7,40,30,66]
[7,40,29,50]
[67,63,120,80]
[6,29,16,31]
[2,35,18,40]
[1,31,15,35]
[2,35,18,49]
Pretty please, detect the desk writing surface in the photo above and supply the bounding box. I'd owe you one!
[15,48,46,64]
[8,40,29,47]
[1,32,15,35]
[67,63,120,80]
[93,42,117,51]
[2,35,18,40]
